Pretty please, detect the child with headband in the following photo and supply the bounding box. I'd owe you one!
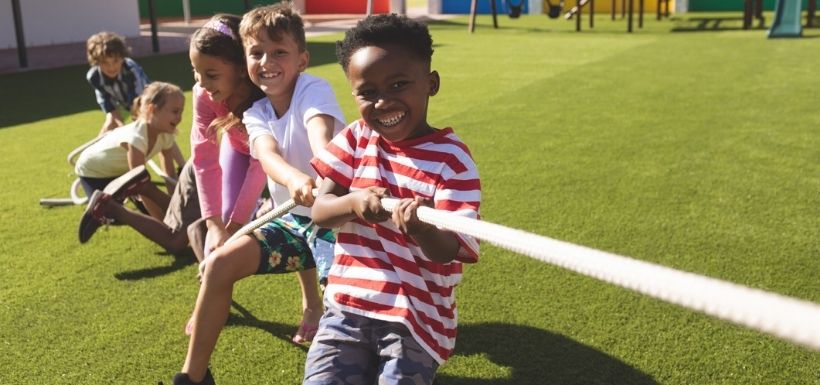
[164,7,344,384]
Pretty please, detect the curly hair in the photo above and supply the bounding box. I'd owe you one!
[86,32,130,65]
[336,14,433,73]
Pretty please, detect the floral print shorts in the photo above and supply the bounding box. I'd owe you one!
[252,213,335,275]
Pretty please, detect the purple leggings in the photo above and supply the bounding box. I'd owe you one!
[219,136,252,224]
[203,138,261,255]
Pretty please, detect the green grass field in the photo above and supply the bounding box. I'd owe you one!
[0,13,818,385]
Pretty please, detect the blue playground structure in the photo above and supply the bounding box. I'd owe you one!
[769,0,804,36]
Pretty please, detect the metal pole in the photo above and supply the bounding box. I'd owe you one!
[612,0,616,20]
[638,0,643,28]
[469,0,477,32]
[576,0,582,31]
[590,0,594,28]
[183,0,191,24]
[147,0,159,53]
[491,0,498,28]
[656,0,661,20]
[627,0,633,32]
[11,0,27,68]
[367,0,373,15]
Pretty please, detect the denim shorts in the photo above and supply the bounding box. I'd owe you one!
[252,213,334,275]
[303,306,439,385]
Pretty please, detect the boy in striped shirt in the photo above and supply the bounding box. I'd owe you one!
[306,14,481,385]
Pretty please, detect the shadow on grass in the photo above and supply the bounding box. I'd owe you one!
[671,16,765,32]
[0,42,338,129]
[435,322,658,385]
[226,300,309,351]
[114,251,196,280]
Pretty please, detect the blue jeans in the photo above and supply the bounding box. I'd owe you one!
[303,307,439,385]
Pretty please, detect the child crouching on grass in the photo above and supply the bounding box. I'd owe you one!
[76,81,186,243]
[304,14,481,385]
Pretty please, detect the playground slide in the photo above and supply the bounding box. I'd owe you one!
[768,0,802,37]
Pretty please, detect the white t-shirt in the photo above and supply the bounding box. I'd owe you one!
[75,120,177,178]
[243,73,345,217]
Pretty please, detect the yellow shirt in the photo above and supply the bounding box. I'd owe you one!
[75,120,176,178]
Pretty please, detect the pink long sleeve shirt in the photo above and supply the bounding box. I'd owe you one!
[190,83,266,224]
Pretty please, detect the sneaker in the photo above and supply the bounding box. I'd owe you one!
[103,165,150,201]
[78,190,112,244]
[159,369,215,385]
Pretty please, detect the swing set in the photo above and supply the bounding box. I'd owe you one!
[467,0,671,33]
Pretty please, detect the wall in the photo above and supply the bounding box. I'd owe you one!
[0,0,139,49]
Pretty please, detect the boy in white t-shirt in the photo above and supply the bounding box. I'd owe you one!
[167,4,344,385]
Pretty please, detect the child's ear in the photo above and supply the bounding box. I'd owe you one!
[298,51,310,72]
[428,70,440,96]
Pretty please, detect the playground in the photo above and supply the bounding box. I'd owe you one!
[0,3,818,385]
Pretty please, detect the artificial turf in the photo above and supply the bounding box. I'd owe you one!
[0,12,818,385]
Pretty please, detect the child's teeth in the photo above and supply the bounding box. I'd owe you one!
[379,112,404,127]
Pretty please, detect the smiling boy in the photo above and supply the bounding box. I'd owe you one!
[85,32,150,134]
[305,14,481,385]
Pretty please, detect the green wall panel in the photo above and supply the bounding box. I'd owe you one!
[139,0,281,18]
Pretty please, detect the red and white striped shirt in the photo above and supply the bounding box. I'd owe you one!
[311,119,481,364]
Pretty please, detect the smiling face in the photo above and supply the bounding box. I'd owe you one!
[189,48,245,103]
[99,55,124,79]
[346,44,439,143]
[147,93,185,134]
[244,30,308,114]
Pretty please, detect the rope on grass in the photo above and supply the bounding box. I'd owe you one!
[214,193,820,351]
[380,197,820,351]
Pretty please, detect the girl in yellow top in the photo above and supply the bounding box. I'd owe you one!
[75,81,186,222]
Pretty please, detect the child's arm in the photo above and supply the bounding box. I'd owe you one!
[253,113,338,207]
[254,135,315,207]
[391,197,462,264]
[312,178,390,229]
[101,111,124,134]
[160,143,182,193]
[124,144,165,219]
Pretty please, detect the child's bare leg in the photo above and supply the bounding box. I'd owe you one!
[187,218,208,263]
[134,182,171,221]
[105,202,188,254]
[182,235,261,381]
[293,268,323,344]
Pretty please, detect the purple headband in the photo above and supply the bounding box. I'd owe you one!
[202,19,235,39]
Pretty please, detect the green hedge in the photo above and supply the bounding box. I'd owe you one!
[138,0,281,18]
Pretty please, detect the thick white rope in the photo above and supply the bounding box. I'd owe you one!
[380,198,820,351]
[210,193,820,351]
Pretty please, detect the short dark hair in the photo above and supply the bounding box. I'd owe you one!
[336,14,433,73]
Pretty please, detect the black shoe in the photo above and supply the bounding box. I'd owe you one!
[78,190,112,244]
[103,165,150,201]
[161,369,215,385]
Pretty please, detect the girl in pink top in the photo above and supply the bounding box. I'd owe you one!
[186,14,321,346]
[189,15,266,258]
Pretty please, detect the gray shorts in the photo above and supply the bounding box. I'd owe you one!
[303,307,439,385]
[162,160,200,234]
